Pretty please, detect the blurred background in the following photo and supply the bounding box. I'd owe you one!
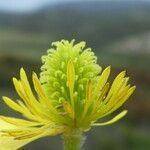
[0,0,150,149]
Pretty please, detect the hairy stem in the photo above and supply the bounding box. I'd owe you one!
[62,129,85,150]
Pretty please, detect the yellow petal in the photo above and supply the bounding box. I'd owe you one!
[82,80,93,116]
[108,71,126,96]
[63,101,75,119]
[0,134,38,150]
[92,110,127,126]
[85,80,93,103]
[103,71,126,104]
[104,86,136,117]
[94,66,110,95]
[14,69,58,122]
[16,100,47,123]
[0,119,64,150]
[92,83,110,113]
[67,60,75,107]
[12,78,27,102]
[32,72,58,114]
[3,96,44,122]
[32,72,48,101]
[0,119,39,150]
[0,115,43,127]
[3,96,24,114]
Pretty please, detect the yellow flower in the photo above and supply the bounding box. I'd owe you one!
[0,40,136,150]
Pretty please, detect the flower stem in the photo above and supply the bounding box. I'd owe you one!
[62,129,85,150]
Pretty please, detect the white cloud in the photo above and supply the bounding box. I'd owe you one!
[0,0,55,12]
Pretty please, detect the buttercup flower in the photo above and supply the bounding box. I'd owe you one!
[0,40,135,150]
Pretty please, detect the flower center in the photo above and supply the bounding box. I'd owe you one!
[40,40,101,107]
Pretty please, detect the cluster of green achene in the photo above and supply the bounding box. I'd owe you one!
[40,40,101,105]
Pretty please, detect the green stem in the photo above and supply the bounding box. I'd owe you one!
[62,129,85,150]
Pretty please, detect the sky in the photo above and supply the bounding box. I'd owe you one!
[0,0,83,13]
[0,0,147,13]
